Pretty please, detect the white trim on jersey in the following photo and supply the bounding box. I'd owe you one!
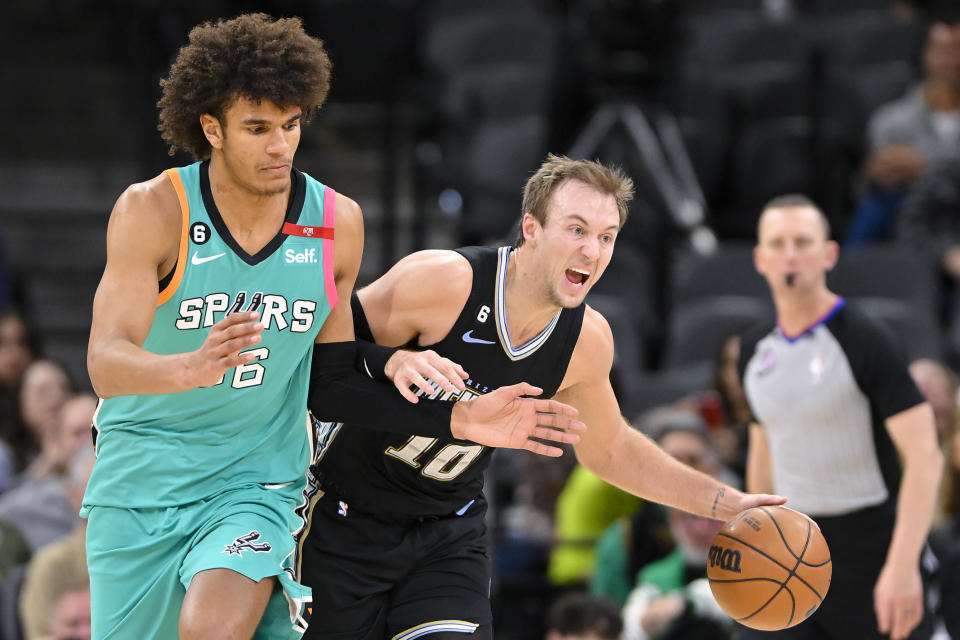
[493,246,560,361]
[392,620,480,640]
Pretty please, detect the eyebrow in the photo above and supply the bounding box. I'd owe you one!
[565,213,619,231]
[241,113,303,126]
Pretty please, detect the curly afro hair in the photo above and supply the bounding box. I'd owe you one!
[157,13,332,159]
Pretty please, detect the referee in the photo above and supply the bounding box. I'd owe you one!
[737,195,943,640]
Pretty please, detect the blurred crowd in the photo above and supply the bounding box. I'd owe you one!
[3,0,960,639]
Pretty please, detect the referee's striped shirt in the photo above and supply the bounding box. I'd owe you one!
[738,298,924,517]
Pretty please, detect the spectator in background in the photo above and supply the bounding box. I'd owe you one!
[933,393,960,639]
[548,465,644,587]
[846,17,960,247]
[896,155,960,334]
[695,333,752,484]
[0,393,95,550]
[8,358,72,477]
[37,580,91,640]
[20,446,94,640]
[619,507,728,640]
[909,358,958,446]
[591,406,730,608]
[545,592,623,640]
[0,519,30,584]
[488,443,578,584]
[0,308,38,489]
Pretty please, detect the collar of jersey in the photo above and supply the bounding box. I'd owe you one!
[777,296,846,343]
[493,246,561,361]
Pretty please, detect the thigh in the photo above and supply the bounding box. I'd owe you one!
[85,505,188,639]
[180,568,275,640]
[300,493,409,639]
[387,509,492,639]
[181,485,312,639]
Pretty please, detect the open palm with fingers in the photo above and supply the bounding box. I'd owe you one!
[450,382,586,456]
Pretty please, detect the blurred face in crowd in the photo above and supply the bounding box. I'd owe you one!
[20,359,72,442]
[521,179,619,309]
[52,394,97,469]
[924,23,960,89]
[755,205,838,298]
[909,359,958,441]
[659,429,716,475]
[0,312,32,388]
[48,586,91,640]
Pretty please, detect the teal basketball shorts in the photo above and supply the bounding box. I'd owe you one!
[84,481,311,639]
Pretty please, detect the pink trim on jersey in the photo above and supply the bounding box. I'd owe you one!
[322,186,339,310]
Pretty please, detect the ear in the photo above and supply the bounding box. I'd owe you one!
[824,240,840,271]
[753,244,766,277]
[521,213,540,245]
[200,113,224,151]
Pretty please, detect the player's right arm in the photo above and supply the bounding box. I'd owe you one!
[87,175,261,398]
[745,422,774,494]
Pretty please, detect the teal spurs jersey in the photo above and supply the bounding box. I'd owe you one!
[83,161,338,510]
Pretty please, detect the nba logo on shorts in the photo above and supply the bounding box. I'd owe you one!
[338,501,349,517]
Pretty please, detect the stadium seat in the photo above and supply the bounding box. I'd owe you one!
[587,293,647,384]
[620,362,714,419]
[722,117,818,237]
[661,296,774,370]
[848,297,943,362]
[458,115,551,244]
[828,244,938,311]
[816,11,923,68]
[670,242,769,306]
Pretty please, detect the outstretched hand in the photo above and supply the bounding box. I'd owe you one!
[449,382,586,456]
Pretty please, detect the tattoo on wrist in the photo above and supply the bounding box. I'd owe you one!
[712,488,725,519]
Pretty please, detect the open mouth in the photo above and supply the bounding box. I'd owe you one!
[565,268,590,286]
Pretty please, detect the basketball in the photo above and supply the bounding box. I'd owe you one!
[707,505,831,630]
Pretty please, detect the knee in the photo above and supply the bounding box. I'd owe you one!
[179,604,257,640]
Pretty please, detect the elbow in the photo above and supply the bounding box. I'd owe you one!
[930,445,945,481]
[86,347,112,399]
[907,443,945,486]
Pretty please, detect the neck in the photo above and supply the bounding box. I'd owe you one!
[924,80,960,111]
[207,157,290,232]
[503,247,562,347]
[774,287,839,337]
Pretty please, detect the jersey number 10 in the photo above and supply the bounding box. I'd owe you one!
[386,436,484,481]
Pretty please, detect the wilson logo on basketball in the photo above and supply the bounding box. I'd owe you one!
[709,545,742,573]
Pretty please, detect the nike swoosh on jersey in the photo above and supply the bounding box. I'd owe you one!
[191,251,226,265]
[462,330,496,345]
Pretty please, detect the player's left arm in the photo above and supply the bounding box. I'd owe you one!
[875,401,943,640]
[557,307,785,521]
[304,196,584,452]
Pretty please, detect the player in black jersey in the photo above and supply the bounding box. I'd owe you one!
[299,155,787,640]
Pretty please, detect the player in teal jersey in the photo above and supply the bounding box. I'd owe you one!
[83,14,585,640]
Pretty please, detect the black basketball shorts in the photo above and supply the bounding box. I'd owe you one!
[300,491,491,640]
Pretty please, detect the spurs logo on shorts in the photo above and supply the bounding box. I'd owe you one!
[223,530,273,557]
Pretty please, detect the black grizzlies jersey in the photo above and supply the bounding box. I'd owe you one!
[311,246,585,521]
